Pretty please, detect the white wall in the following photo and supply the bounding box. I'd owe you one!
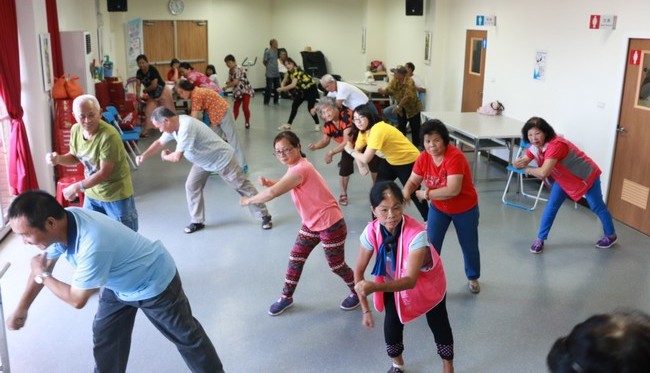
[438,0,650,191]
[23,0,650,196]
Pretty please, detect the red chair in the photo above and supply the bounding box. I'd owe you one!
[56,175,85,207]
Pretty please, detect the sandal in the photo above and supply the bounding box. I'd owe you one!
[184,223,205,234]
[339,194,348,206]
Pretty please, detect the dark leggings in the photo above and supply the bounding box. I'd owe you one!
[384,292,454,361]
[376,159,429,220]
[288,85,320,125]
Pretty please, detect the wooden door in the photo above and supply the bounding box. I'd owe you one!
[142,20,208,75]
[177,20,209,74]
[461,30,487,112]
[142,20,174,69]
[608,39,650,235]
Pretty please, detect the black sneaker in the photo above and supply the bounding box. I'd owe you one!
[262,216,272,230]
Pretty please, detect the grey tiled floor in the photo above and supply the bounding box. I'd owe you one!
[1,96,649,372]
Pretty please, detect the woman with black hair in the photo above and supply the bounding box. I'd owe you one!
[402,120,481,294]
[354,180,454,373]
[344,104,429,221]
[135,54,175,135]
[276,57,320,132]
[241,131,359,316]
[513,117,617,254]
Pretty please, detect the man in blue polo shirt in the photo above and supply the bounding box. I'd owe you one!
[6,190,223,373]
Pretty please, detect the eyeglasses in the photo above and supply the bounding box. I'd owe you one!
[352,116,366,123]
[273,147,294,157]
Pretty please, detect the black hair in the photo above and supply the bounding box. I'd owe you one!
[369,181,405,209]
[273,131,306,158]
[547,310,650,373]
[350,103,380,139]
[8,190,65,230]
[170,58,180,67]
[420,119,450,146]
[405,62,415,71]
[224,55,235,63]
[176,79,195,91]
[136,54,148,63]
[179,62,193,70]
[205,64,217,75]
[522,116,557,142]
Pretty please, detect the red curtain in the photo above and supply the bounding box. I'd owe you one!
[0,0,40,194]
[46,0,63,77]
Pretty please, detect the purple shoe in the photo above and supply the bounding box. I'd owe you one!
[530,239,544,254]
[268,297,293,316]
[596,234,618,249]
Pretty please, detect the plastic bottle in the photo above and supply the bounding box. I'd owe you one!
[103,55,114,78]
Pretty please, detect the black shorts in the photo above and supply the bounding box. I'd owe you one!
[338,151,381,176]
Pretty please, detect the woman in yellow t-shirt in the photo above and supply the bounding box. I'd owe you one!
[345,104,429,220]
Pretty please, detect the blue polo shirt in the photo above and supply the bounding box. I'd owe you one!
[45,208,176,301]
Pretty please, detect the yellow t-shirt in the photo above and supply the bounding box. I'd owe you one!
[357,121,419,166]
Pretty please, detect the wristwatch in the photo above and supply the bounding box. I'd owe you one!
[34,272,51,284]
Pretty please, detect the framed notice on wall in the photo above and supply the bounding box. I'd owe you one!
[39,33,54,91]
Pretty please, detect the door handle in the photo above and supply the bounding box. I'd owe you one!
[616,127,625,133]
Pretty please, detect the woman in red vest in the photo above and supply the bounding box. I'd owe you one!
[514,117,617,253]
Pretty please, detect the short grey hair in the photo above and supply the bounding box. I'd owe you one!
[72,94,101,116]
[316,96,338,113]
[151,106,176,124]
[320,74,336,86]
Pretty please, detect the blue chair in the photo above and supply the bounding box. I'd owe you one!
[102,108,141,170]
[501,139,548,211]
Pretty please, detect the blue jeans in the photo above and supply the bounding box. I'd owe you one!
[427,203,480,280]
[84,195,139,232]
[92,272,223,373]
[538,177,615,240]
[382,104,399,126]
[264,76,280,104]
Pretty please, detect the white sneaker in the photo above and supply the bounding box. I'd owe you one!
[314,125,321,132]
[278,123,292,131]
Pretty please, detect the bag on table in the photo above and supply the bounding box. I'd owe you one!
[477,100,505,116]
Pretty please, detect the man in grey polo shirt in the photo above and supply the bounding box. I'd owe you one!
[137,107,272,233]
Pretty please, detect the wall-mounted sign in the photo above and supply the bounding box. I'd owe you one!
[589,14,617,30]
[476,15,497,27]
[630,50,641,65]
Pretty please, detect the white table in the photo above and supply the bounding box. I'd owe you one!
[348,81,390,103]
[422,111,524,182]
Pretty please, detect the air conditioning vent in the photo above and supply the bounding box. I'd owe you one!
[85,33,92,55]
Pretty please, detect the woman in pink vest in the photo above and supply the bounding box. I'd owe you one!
[354,181,454,373]
[240,131,359,316]
[513,117,617,254]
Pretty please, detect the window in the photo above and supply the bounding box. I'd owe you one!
[0,97,14,239]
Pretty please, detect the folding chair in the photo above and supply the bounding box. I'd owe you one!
[501,139,548,211]
[102,109,141,170]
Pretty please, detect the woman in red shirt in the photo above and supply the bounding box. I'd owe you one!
[403,119,481,294]
[513,117,617,254]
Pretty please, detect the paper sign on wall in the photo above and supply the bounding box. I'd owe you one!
[534,50,547,81]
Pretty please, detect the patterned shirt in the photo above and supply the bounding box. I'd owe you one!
[190,87,229,125]
[323,108,353,144]
[384,76,421,118]
[228,66,255,100]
